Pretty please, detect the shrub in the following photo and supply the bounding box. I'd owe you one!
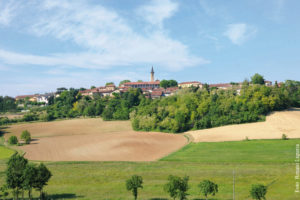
[21,130,31,144]
[8,136,18,145]
[244,136,250,141]
[282,134,288,140]
[250,184,267,200]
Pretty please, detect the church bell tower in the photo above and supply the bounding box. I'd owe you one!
[150,66,154,82]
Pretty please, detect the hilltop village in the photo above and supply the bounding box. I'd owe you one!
[15,67,275,104]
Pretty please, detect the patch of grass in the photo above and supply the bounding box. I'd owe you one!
[161,139,299,164]
[0,146,15,160]
[0,139,299,199]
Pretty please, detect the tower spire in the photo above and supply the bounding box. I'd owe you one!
[150,66,154,82]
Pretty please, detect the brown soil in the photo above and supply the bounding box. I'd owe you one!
[187,108,300,142]
[5,118,187,161]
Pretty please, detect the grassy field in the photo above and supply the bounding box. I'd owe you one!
[0,139,299,199]
[0,146,15,160]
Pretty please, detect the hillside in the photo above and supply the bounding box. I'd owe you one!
[188,108,300,142]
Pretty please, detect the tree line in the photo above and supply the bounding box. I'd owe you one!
[125,174,266,200]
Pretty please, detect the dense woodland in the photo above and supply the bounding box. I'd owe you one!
[0,77,299,133]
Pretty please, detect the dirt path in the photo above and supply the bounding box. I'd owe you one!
[5,118,187,161]
[187,108,300,142]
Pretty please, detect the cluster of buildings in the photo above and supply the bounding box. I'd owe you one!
[15,93,55,104]
[15,67,276,103]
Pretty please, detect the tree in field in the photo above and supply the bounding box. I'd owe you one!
[250,184,267,200]
[33,163,52,199]
[21,130,31,144]
[126,175,143,200]
[8,136,18,145]
[22,163,38,200]
[251,73,265,85]
[164,175,189,200]
[6,153,28,200]
[198,180,218,200]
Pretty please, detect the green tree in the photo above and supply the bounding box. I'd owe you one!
[160,80,178,89]
[33,163,52,199]
[90,86,96,89]
[164,175,189,200]
[160,80,169,89]
[105,82,114,86]
[198,180,218,200]
[251,73,265,85]
[250,184,267,200]
[0,184,9,200]
[21,130,31,144]
[119,80,131,86]
[126,175,143,200]
[6,153,28,200]
[22,164,38,200]
[8,136,18,145]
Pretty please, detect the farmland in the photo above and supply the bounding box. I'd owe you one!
[0,109,299,199]
[3,118,187,161]
[0,139,299,199]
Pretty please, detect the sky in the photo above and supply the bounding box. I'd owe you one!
[0,0,299,97]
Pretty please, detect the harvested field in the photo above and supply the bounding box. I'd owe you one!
[188,108,300,142]
[5,118,187,161]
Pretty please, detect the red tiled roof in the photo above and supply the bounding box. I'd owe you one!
[151,91,163,96]
[209,83,232,88]
[15,95,37,99]
[124,81,160,85]
[179,81,201,84]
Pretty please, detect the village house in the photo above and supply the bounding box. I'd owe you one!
[264,80,272,86]
[15,95,38,102]
[209,83,234,90]
[178,81,203,88]
[121,67,160,89]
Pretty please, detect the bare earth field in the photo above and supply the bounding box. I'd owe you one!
[188,108,300,142]
[5,118,187,161]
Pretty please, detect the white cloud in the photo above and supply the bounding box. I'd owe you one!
[137,0,178,28]
[0,0,19,26]
[0,0,207,71]
[224,23,257,45]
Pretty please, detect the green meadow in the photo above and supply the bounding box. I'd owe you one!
[0,139,299,199]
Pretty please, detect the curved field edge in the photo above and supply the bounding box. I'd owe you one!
[0,139,299,199]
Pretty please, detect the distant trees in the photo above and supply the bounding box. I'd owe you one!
[251,73,265,85]
[164,175,189,200]
[5,153,52,200]
[250,184,267,200]
[0,96,17,112]
[160,80,178,89]
[105,82,114,86]
[119,80,131,86]
[126,175,143,200]
[198,180,218,200]
[21,130,31,144]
